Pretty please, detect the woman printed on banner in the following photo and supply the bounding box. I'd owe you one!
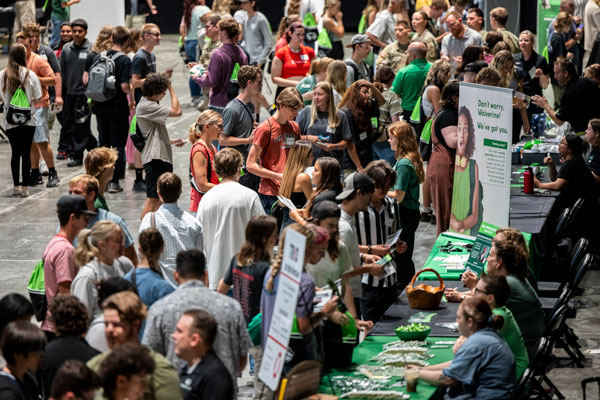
[450,106,483,236]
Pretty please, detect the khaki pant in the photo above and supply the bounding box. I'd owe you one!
[125,14,147,29]
[249,345,274,400]
[13,0,36,38]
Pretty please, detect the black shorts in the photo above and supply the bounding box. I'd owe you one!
[143,159,173,199]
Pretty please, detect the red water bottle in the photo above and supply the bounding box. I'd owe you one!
[523,167,534,194]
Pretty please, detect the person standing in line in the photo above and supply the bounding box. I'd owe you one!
[376,21,411,74]
[90,26,134,194]
[0,43,41,198]
[181,0,212,107]
[49,0,80,48]
[366,0,405,56]
[246,88,304,214]
[196,15,222,112]
[58,19,97,165]
[125,0,158,29]
[137,73,184,219]
[173,310,234,400]
[346,34,375,85]
[14,31,60,190]
[41,194,95,339]
[239,0,273,69]
[12,0,36,37]
[131,23,165,193]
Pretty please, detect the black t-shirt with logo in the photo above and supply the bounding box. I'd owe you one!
[222,257,270,325]
[90,49,132,116]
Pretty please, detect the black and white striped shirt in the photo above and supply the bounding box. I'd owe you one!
[354,197,400,288]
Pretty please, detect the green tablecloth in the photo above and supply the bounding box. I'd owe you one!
[319,336,456,399]
[418,232,542,281]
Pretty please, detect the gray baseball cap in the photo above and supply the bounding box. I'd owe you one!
[346,34,371,48]
[336,173,374,201]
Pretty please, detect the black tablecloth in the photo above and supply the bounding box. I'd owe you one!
[370,281,464,337]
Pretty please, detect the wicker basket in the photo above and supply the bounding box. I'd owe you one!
[405,268,445,309]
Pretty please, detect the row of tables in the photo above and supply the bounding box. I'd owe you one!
[317,164,561,398]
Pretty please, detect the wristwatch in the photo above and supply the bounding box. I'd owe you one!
[367,245,372,254]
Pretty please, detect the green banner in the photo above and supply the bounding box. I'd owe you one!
[465,221,500,276]
[484,138,508,149]
[537,0,561,53]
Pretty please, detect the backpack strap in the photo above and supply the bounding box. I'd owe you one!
[259,118,273,161]
[345,59,359,83]
[189,141,214,194]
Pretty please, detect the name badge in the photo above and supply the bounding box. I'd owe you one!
[79,52,88,60]
[326,126,335,134]
[300,54,309,61]
[40,54,48,60]
[285,136,295,146]
[250,23,256,30]
[359,131,368,141]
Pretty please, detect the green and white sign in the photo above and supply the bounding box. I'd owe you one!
[465,222,500,276]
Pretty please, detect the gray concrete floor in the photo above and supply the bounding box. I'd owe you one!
[0,34,598,398]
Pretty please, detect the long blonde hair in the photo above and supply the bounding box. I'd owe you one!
[266,223,315,292]
[279,140,313,198]
[91,25,114,53]
[389,121,425,183]
[74,220,121,266]
[188,110,222,143]
[491,50,514,89]
[326,60,348,98]
[310,82,341,130]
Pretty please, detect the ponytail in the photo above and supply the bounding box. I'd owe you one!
[74,229,98,266]
[139,228,164,277]
[488,314,504,330]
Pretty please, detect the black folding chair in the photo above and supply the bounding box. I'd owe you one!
[582,377,600,400]
[524,337,565,399]
[537,238,589,298]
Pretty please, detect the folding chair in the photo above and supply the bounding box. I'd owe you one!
[582,377,600,400]
[526,337,565,399]
[536,238,589,298]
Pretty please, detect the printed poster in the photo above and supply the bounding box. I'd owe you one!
[450,83,512,235]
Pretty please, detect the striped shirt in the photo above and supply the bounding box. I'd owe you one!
[355,197,400,288]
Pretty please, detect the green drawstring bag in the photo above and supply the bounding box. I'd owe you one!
[410,96,422,124]
[419,118,434,161]
[128,114,146,152]
[317,24,333,57]
[303,13,318,43]
[247,312,262,346]
[358,13,367,34]
[7,87,32,126]
[27,260,47,322]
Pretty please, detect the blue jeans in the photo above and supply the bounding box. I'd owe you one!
[372,141,396,166]
[259,193,278,215]
[50,16,64,48]
[185,40,201,98]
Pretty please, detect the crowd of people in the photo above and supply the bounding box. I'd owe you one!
[1,0,600,399]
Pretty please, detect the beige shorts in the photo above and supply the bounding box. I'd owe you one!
[125,14,147,29]
[13,0,36,37]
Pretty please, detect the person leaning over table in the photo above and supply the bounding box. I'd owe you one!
[405,297,516,399]
[533,134,599,210]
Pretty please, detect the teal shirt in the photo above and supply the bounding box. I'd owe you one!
[393,158,420,210]
[51,0,69,21]
[391,58,431,113]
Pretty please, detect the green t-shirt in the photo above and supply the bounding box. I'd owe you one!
[493,306,529,378]
[94,194,109,211]
[393,158,420,210]
[51,0,69,21]
[88,348,183,400]
[506,274,545,350]
[391,58,431,113]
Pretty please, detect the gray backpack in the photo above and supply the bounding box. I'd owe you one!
[85,51,125,102]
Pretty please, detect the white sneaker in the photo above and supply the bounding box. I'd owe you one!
[39,159,49,176]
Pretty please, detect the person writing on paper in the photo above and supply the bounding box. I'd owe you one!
[406,297,516,399]
[450,106,483,236]
[278,140,314,230]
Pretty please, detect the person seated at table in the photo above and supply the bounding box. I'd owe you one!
[584,119,600,184]
[453,274,529,378]
[406,297,516,399]
[534,134,598,209]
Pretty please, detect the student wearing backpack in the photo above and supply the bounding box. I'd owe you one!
[88,26,135,194]
[345,34,374,86]
[0,43,42,198]
[58,18,96,167]
[41,194,96,339]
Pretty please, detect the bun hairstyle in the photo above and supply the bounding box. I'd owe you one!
[461,297,504,331]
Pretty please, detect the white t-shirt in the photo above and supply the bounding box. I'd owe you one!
[366,9,396,47]
[196,181,265,290]
[0,67,42,129]
[71,256,134,319]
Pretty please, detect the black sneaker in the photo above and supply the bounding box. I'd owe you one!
[46,171,60,188]
[67,157,82,167]
[28,173,43,186]
[56,151,68,160]
[133,180,147,192]
[420,210,432,223]
[107,182,124,193]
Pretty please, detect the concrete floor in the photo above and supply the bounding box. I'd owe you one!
[0,34,598,398]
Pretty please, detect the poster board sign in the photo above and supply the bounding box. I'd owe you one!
[258,229,306,391]
[537,0,562,54]
[450,83,512,236]
[465,222,500,276]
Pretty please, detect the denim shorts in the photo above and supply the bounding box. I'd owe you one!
[33,107,49,143]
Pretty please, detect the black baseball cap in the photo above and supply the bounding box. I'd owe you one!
[311,200,341,220]
[465,61,488,74]
[56,195,97,216]
[336,173,374,201]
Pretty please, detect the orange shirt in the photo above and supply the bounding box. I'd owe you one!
[27,52,54,108]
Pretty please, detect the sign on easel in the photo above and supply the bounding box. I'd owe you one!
[258,229,307,391]
[450,83,512,236]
